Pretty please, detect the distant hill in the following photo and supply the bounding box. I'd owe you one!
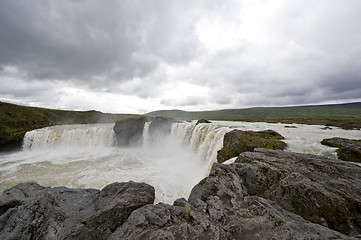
[0,101,139,150]
[146,102,361,130]
[146,102,361,120]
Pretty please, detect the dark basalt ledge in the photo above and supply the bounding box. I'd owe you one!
[113,116,150,146]
[196,119,211,125]
[217,129,287,163]
[321,137,361,163]
[113,116,178,147]
[1,149,360,239]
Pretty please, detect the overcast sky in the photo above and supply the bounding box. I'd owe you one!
[0,0,361,113]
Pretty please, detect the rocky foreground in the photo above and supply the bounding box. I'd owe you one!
[1,149,360,239]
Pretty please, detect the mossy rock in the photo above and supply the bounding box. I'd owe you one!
[217,129,287,163]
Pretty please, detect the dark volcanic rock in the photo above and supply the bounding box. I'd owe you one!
[196,119,211,125]
[217,129,287,163]
[0,181,155,240]
[109,161,353,239]
[236,149,361,237]
[321,137,361,163]
[148,117,177,142]
[113,116,149,146]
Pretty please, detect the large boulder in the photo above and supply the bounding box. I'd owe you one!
[235,149,361,237]
[321,137,361,163]
[217,129,287,163]
[113,116,149,146]
[0,182,155,240]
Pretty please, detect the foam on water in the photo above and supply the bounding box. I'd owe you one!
[0,121,360,203]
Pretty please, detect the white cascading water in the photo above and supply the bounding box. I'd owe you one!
[22,124,115,150]
[170,122,231,171]
[0,121,360,203]
[142,121,151,145]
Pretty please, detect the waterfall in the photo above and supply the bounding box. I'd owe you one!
[20,121,226,163]
[20,120,355,165]
[170,122,230,167]
[22,124,115,150]
[5,120,359,204]
[142,121,151,145]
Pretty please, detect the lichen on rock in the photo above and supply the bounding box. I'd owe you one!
[217,129,287,163]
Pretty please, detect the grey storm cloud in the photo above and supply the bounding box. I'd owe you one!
[0,0,201,83]
[0,0,361,112]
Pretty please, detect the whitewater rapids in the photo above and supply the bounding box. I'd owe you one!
[0,121,360,203]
